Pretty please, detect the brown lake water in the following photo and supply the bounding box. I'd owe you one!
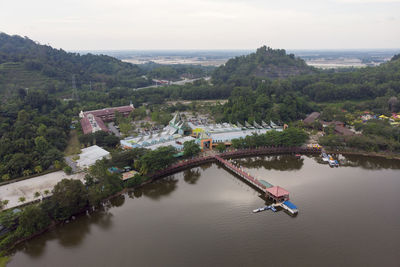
[8,155,400,267]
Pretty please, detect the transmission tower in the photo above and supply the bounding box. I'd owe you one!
[72,74,79,101]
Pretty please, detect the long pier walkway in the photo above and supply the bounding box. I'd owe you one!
[214,155,268,192]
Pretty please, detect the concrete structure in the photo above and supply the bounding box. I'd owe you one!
[0,171,85,210]
[76,145,111,168]
[79,104,134,134]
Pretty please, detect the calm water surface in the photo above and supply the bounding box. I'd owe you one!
[8,155,400,267]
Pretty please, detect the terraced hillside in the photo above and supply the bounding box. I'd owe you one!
[0,62,62,94]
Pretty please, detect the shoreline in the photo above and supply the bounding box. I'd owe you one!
[3,147,400,258]
[325,149,400,160]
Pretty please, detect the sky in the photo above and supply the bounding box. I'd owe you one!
[1,0,399,50]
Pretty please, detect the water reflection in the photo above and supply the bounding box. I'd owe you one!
[135,176,179,200]
[14,207,115,258]
[233,155,304,171]
[310,153,400,170]
[109,194,126,207]
[183,168,201,184]
[199,162,212,171]
[339,155,400,170]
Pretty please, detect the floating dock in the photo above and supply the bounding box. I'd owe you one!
[281,201,298,215]
[214,155,298,215]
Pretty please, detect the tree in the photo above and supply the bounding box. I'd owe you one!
[23,169,32,177]
[2,200,9,209]
[34,165,43,174]
[215,143,226,153]
[135,146,177,174]
[63,166,72,175]
[16,205,51,237]
[18,196,26,203]
[43,190,50,196]
[54,160,62,169]
[50,179,88,220]
[34,191,41,199]
[119,123,132,136]
[34,136,49,154]
[183,140,201,158]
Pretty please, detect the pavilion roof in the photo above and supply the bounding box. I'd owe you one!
[266,186,289,197]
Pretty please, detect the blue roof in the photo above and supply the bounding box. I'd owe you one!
[283,201,298,210]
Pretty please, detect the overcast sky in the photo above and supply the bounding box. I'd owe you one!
[1,0,399,50]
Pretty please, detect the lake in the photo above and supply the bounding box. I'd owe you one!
[8,154,400,267]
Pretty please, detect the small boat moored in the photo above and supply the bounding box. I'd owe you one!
[282,200,298,215]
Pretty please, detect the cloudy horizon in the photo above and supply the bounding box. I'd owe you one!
[1,0,399,50]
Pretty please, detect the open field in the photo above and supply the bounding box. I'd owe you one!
[64,130,81,156]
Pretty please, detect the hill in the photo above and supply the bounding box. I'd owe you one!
[0,33,150,96]
[212,46,316,83]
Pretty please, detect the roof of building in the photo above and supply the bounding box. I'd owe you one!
[266,186,290,197]
[121,170,138,181]
[83,105,134,117]
[303,112,321,124]
[80,116,93,135]
[80,115,109,134]
[335,125,354,136]
[77,145,110,168]
[321,120,344,127]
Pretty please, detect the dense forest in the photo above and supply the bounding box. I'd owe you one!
[139,62,214,80]
[0,90,71,179]
[0,33,152,95]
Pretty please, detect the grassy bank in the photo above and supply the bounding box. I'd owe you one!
[65,130,81,156]
[0,256,9,267]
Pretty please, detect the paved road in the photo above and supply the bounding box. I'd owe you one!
[133,77,210,91]
[108,122,121,137]
[0,171,85,210]
[65,156,79,173]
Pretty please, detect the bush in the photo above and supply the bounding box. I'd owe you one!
[63,166,72,175]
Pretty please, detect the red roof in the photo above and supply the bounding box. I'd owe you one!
[95,116,109,132]
[80,115,109,135]
[266,186,289,197]
[80,117,93,135]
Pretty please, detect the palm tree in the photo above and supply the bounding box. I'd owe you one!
[34,191,41,199]
[2,200,9,208]
[34,165,43,174]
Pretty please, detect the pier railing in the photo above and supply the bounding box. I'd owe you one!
[149,146,320,179]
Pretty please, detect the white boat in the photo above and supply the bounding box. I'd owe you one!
[253,208,263,213]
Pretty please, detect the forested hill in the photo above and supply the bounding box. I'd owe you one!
[212,46,316,83]
[0,33,150,95]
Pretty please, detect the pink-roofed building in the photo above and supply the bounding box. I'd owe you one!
[79,104,134,135]
[266,186,290,203]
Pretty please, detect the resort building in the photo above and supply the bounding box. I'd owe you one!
[79,104,134,134]
[121,112,283,151]
[76,145,111,169]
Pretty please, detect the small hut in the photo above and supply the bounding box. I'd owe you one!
[266,186,290,203]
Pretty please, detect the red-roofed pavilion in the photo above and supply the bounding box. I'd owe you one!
[266,186,290,203]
